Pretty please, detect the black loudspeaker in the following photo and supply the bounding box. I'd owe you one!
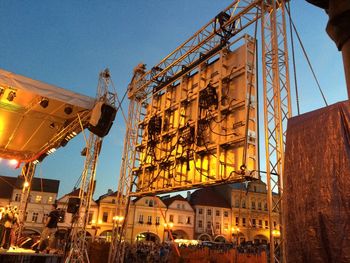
[88,102,117,137]
[67,197,80,214]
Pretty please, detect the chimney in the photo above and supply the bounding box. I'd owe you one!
[186,191,191,201]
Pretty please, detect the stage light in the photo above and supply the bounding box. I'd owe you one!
[7,91,16,101]
[40,97,49,108]
[0,87,4,97]
[23,181,29,188]
[64,105,73,115]
[9,159,18,166]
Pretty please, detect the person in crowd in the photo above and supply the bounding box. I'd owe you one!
[37,203,59,253]
[0,207,5,247]
[2,206,18,249]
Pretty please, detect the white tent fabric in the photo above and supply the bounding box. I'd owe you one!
[0,68,95,163]
[0,69,94,109]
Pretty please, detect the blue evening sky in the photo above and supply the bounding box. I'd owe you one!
[0,1,346,199]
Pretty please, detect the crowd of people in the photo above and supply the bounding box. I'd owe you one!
[119,240,268,262]
[0,205,19,250]
[124,242,171,263]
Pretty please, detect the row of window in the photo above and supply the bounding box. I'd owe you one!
[197,208,229,217]
[234,199,268,211]
[24,212,48,223]
[14,193,54,204]
[234,217,277,229]
[137,214,192,225]
[138,215,161,225]
[197,218,277,230]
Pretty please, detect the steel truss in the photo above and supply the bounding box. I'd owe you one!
[110,1,290,262]
[17,162,36,243]
[16,110,92,244]
[66,69,117,263]
[261,1,291,262]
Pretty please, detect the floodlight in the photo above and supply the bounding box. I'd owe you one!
[0,87,4,97]
[7,91,16,101]
[64,105,73,115]
[40,97,49,108]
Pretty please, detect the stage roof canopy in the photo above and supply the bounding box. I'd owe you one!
[0,68,95,164]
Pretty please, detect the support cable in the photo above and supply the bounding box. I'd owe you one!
[284,2,328,107]
[287,1,300,115]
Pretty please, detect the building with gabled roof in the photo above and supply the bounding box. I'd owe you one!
[162,194,194,241]
[190,187,232,242]
[0,174,60,235]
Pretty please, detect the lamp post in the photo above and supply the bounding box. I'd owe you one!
[163,222,173,242]
[231,226,240,246]
[113,216,124,242]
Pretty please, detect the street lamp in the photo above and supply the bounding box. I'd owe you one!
[272,229,281,238]
[163,222,174,241]
[112,216,124,242]
[231,226,240,245]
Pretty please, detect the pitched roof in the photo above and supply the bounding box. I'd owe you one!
[190,187,231,208]
[0,175,59,197]
[96,190,118,203]
[0,175,17,198]
[162,194,187,207]
[17,177,60,193]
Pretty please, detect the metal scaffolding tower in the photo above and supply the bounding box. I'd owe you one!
[66,69,117,263]
[110,1,291,262]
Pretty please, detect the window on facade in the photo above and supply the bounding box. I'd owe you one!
[224,223,228,230]
[236,217,239,226]
[251,201,256,210]
[145,199,149,204]
[35,195,42,203]
[258,220,262,228]
[88,212,93,224]
[207,209,212,216]
[139,214,144,223]
[147,216,152,224]
[42,214,48,223]
[24,212,28,222]
[252,219,256,227]
[264,203,268,211]
[182,204,185,209]
[178,215,183,224]
[187,216,191,224]
[235,198,240,208]
[48,196,53,204]
[198,220,203,228]
[32,212,38,222]
[28,195,32,203]
[149,200,154,207]
[156,216,160,225]
[215,222,220,230]
[224,211,228,217]
[207,221,212,230]
[274,221,277,228]
[258,202,262,210]
[102,212,108,223]
[215,210,220,217]
[265,220,269,229]
[242,199,246,208]
[169,215,174,223]
[177,204,181,209]
[198,208,203,215]
[242,218,246,226]
[15,193,21,202]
